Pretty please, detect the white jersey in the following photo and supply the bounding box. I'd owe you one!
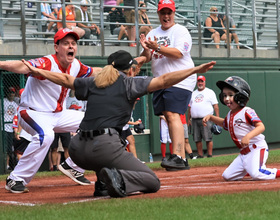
[20,54,92,112]
[189,87,218,118]
[222,106,278,181]
[145,24,196,91]
[3,98,18,132]
[224,107,267,149]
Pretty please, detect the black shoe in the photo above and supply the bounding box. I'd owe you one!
[166,158,190,171]
[161,154,185,169]
[197,155,204,159]
[93,179,109,197]
[58,161,91,186]
[99,167,126,198]
[207,155,213,158]
[5,178,29,193]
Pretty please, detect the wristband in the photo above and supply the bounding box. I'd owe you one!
[16,132,20,135]
[155,44,161,52]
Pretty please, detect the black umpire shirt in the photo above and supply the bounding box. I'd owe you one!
[74,71,153,132]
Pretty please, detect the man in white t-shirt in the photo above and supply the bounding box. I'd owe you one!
[140,0,196,170]
[188,75,219,158]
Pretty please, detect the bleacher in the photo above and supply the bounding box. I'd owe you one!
[0,0,279,51]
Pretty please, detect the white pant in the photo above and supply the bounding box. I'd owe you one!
[222,146,277,181]
[160,118,171,144]
[9,107,85,185]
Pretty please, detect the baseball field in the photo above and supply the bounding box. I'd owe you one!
[1,150,280,220]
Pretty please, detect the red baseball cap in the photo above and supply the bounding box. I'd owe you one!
[54,28,80,44]
[9,87,16,93]
[158,0,176,12]
[69,104,82,110]
[197,75,206,82]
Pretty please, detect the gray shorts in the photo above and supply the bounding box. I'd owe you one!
[183,124,189,139]
[192,118,213,142]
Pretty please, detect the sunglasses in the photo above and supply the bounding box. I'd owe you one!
[212,10,218,12]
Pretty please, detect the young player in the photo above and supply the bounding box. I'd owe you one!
[203,76,280,181]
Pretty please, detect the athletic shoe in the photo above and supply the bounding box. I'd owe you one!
[192,156,197,160]
[93,179,108,197]
[161,154,185,169]
[162,157,167,162]
[165,158,191,171]
[5,178,29,193]
[197,155,204,159]
[207,155,213,158]
[99,167,126,198]
[58,161,91,186]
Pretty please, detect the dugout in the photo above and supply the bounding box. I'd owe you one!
[1,56,280,174]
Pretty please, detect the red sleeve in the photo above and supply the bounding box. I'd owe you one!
[28,57,51,80]
[76,60,93,78]
[245,108,261,126]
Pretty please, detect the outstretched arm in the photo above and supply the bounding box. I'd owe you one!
[147,61,216,92]
[203,114,224,127]
[22,59,75,89]
[0,60,31,74]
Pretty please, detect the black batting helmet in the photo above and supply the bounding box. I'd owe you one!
[134,123,145,134]
[216,76,251,107]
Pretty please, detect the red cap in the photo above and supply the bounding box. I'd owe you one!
[69,104,82,110]
[9,87,16,93]
[197,75,206,82]
[54,28,80,44]
[158,0,176,12]
[19,88,24,96]
[136,98,140,101]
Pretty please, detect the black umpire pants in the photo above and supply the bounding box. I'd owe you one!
[69,130,160,194]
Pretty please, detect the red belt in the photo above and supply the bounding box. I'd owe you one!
[240,144,257,155]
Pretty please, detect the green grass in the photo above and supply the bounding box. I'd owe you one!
[1,150,280,219]
[1,191,280,220]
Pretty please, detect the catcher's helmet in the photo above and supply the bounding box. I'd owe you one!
[134,123,145,134]
[211,124,222,135]
[216,76,251,107]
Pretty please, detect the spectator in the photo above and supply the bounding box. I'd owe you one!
[123,0,137,47]
[41,0,57,32]
[66,89,87,111]
[57,0,85,38]
[4,87,18,170]
[203,76,280,181]
[219,14,240,49]
[159,115,173,161]
[75,0,100,45]
[140,0,196,171]
[203,6,231,49]
[104,0,122,12]
[108,7,128,44]
[49,133,71,171]
[188,75,219,158]
[51,0,61,17]
[121,98,142,159]
[139,1,152,36]
[180,114,196,160]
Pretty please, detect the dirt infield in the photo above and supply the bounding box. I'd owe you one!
[1,165,280,205]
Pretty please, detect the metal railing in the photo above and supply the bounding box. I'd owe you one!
[0,0,279,58]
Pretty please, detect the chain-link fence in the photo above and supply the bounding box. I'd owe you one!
[0,71,27,174]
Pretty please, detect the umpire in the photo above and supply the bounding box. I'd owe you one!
[22,50,215,198]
